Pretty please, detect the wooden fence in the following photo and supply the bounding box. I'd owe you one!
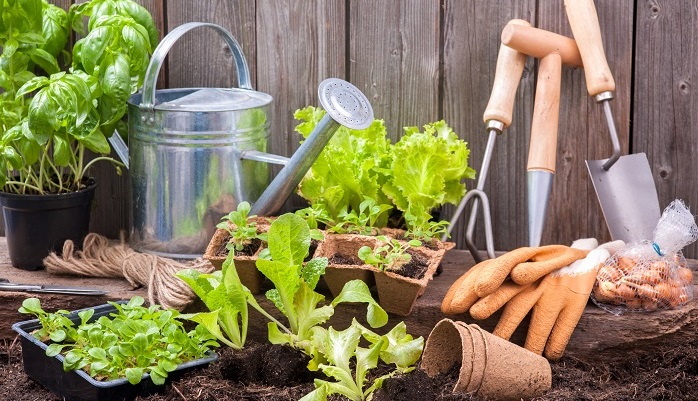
[52,1,698,257]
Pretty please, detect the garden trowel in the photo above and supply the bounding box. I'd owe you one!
[501,22,584,247]
[564,0,660,242]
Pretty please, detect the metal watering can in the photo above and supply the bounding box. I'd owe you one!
[110,22,374,259]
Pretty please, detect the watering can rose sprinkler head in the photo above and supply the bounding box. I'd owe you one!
[249,78,374,216]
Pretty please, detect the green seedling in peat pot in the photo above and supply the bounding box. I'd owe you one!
[295,204,332,230]
[405,217,450,243]
[300,319,424,401]
[18,297,218,385]
[255,213,389,356]
[217,201,265,253]
[329,197,393,235]
[358,235,422,271]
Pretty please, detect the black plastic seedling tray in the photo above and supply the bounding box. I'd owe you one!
[12,302,217,401]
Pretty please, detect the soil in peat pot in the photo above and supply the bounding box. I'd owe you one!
[328,253,363,266]
[2,337,697,400]
[215,237,263,258]
[388,252,430,280]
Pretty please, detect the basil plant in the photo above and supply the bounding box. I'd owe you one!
[0,0,158,194]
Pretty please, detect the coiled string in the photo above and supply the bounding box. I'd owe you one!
[43,233,214,310]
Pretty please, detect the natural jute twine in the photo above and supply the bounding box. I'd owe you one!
[43,233,215,310]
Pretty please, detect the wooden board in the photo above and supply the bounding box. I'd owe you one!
[1,237,695,364]
[255,0,346,213]
[30,1,698,259]
[634,1,698,257]
[348,0,440,143]
[441,0,536,252]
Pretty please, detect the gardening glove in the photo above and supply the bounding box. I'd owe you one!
[469,238,599,319]
[441,245,589,315]
[478,239,625,360]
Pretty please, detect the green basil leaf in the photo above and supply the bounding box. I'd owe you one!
[52,134,71,166]
[41,3,69,57]
[3,39,18,58]
[117,0,159,50]
[16,76,50,98]
[15,32,45,45]
[27,89,58,135]
[78,26,112,74]
[28,48,60,75]
[3,146,22,170]
[99,52,131,122]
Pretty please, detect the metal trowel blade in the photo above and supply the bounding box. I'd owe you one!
[586,152,661,243]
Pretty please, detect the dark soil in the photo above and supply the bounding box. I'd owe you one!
[215,237,263,257]
[3,337,697,401]
[329,253,362,266]
[389,252,430,280]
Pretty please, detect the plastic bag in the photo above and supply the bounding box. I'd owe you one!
[592,199,697,315]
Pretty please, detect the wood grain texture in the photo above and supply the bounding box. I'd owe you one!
[255,0,346,213]
[165,0,256,89]
[23,1,698,259]
[348,0,440,143]
[537,1,633,248]
[441,0,536,252]
[634,1,698,258]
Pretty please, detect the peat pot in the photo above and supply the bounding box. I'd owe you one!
[117,22,374,259]
[0,180,96,270]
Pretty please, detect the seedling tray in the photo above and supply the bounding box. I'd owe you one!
[12,302,217,401]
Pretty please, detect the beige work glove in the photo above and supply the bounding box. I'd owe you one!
[441,245,589,315]
[471,239,625,360]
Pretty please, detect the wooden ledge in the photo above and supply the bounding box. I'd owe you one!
[0,237,695,363]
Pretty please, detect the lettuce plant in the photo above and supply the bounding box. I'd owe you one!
[294,106,393,225]
[300,319,424,401]
[295,107,475,241]
[255,213,388,354]
[383,120,476,238]
[177,251,257,350]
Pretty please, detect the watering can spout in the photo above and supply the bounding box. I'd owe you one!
[250,78,374,216]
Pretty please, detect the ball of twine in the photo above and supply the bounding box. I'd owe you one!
[43,233,214,310]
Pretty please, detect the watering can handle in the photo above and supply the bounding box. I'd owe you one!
[140,22,253,110]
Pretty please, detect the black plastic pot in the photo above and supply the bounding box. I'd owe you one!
[0,180,96,270]
[12,302,218,401]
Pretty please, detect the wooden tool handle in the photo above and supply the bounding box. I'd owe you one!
[564,0,615,95]
[527,53,562,173]
[483,19,530,127]
[501,23,582,68]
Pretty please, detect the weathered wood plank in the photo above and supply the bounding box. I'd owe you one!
[165,0,256,89]
[255,0,346,213]
[348,0,440,143]
[441,0,536,252]
[3,237,694,364]
[536,1,633,248]
[634,1,698,258]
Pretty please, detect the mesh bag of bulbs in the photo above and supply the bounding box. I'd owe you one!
[592,199,698,315]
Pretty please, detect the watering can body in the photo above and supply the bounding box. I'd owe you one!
[118,22,373,259]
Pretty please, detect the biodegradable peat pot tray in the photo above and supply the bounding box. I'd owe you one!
[314,234,379,297]
[12,303,217,401]
[203,216,273,294]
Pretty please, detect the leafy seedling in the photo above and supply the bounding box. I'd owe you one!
[358,235,422,271]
